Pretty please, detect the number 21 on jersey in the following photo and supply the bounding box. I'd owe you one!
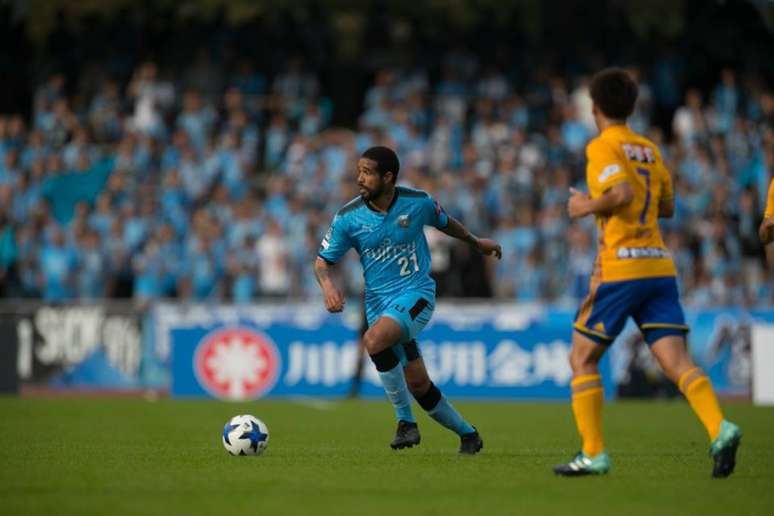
[398,252,419,276]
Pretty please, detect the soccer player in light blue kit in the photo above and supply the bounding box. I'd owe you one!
[314,146,502,453]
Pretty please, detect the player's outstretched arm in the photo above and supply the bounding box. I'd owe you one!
[439,216,502,259]
[314,256,345,312]
[567,183,633,219]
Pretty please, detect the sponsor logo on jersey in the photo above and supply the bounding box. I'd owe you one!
[362,239,417,263]
[622,143,656,164]
[616,247,670,259]
[320,226,333,250]
[397,214,410,228]
[598,163,621,182]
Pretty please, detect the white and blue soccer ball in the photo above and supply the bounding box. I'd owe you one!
[222,415,270,456]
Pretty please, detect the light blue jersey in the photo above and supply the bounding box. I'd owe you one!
[318,186,449,327]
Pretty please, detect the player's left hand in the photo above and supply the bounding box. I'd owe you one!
[476,238,502,259]
[759,217,774,244]
[567,187,591,219]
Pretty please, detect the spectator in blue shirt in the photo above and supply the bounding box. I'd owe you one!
[39,227,77,301]
[76,229,108,299]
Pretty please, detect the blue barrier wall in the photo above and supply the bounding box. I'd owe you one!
[160,303,614,400]
[4,301,770,400]
[157,302,773,401]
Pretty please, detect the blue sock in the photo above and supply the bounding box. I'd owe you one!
[428,396,474,436]
[370,348,415,423]
[378,365,415,423]
[415,382,474,436]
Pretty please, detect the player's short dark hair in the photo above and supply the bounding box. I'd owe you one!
[362,146,400,183]
[590,68,638,120]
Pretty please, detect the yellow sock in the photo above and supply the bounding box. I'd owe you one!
[571,374,604,457]
[678,367,724,441]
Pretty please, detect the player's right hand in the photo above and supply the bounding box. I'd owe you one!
[323,286,345,313]
[567,187,591,219]
[477,238,502,259]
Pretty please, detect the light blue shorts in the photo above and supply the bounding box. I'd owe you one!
[368,290,435,365]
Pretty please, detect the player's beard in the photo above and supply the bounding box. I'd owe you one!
[360,181,384,201]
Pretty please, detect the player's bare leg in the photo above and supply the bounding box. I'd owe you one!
[362,317,417,449]
[553,331,610,476]
[649,335,696,383]
[650,336,741,478]
[404,353,482,454]
[362,316,403,355]
[403,356,432,397]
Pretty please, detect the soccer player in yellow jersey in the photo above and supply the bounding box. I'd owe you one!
[553,68,741,478]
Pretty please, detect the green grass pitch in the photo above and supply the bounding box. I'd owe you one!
[1,397,772,516]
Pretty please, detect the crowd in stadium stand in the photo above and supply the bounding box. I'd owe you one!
[0,7,773,307]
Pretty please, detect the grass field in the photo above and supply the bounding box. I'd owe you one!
[1,398,772,516]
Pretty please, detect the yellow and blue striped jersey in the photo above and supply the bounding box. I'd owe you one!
[585,125,677,282]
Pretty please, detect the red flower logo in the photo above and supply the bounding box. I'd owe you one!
[194,328,280,400]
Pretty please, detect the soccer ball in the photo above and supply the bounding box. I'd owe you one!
[222,414,270,456]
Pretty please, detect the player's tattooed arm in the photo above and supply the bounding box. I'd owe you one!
[314,257,345,312]
[441,216,502,259]
[567,183,633,219]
